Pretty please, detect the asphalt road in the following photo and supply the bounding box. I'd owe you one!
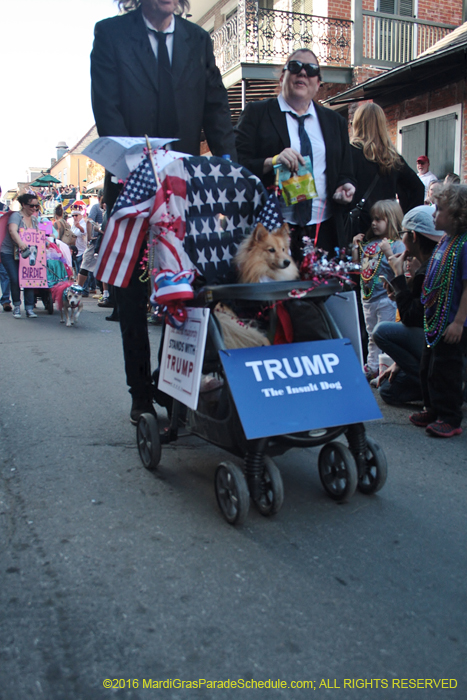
[0,298,465,700]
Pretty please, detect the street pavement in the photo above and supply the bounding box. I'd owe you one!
[0,298,466,700]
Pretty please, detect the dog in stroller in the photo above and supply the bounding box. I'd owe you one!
[109,154,387,525]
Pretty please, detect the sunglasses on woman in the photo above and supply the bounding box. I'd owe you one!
[28,203,40,209]
[284,60,320,78]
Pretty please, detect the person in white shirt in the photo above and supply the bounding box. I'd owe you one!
[71,210,87,268]
[416,156,437,198]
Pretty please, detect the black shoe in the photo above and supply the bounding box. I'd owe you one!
[98,299,114,308]
[105,314,120,322]
[130,398,157,426]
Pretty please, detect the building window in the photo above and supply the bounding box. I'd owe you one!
[377,0,413,16]
[375,0,414,63]
[292,0,313,14]
[397,104,462,180]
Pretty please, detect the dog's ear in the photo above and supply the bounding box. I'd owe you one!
[278,222,291,239]
[252,223,269,243]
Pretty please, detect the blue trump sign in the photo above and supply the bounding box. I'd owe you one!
[220,339,382,440]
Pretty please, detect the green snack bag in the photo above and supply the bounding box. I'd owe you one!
[275,156,317,206]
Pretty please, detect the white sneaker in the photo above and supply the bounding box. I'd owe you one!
[13,307,21,319]
[26,310,38,318]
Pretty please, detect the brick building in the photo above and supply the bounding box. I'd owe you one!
[193,0,463,122]
[324,23,467,181]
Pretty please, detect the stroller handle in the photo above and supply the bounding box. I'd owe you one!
[193,279,342,306]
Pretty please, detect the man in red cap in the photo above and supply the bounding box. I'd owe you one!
[416,156,437,198]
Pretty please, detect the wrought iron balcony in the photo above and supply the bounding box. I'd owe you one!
[212,4,352,75]
[211,0,457,75]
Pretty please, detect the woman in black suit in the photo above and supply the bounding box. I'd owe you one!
[348,102,424,236]
[234,48,356,257]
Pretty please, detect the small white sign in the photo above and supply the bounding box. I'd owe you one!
[82,136,180,180]
[325,290,364,368]
[158,307,210,410]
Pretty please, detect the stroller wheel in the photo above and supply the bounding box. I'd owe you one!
[215,461,249,526]
[318,442,358,502]
[137,413,161,471]
[357,436,387,495]
[254,457,284,517]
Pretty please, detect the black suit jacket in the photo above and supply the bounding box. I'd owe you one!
[91,8,236,159]
[234,97,355,244]
[349,145,424,232]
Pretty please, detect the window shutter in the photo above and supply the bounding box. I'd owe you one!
[400,122,427,171]
[427,114,457,179]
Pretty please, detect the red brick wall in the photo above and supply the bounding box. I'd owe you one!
[328,0,351,19]
[328,0,461,23]
[417,0,462,25]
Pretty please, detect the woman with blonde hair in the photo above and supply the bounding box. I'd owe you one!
[348,102,423,236]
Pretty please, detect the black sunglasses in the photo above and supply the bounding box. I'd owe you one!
[284,60,320,78]
[28,203,40,209]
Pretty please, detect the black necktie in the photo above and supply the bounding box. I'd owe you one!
[152,31,179,138]
[289,112,313,226]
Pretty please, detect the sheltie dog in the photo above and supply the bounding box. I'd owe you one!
[234,222,299,283]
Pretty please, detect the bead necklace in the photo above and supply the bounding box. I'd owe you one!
[421,232,467,346]
[360,239,384,301]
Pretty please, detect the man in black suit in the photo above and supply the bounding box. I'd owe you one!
[235,48,355,258]
[90,0,236,424]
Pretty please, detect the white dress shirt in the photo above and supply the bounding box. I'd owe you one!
[143,13,175,63]
[277,93,329,226]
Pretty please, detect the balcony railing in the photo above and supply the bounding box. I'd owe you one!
[211,0,457,75]
[212,4,352,74]
[362,11,457,66]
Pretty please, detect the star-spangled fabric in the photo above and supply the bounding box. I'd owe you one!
[257,193,284,231]
[96,153,267,288]
[96,155,158,287]
[151,155,267,286]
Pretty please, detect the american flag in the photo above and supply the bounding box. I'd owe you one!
[96,155,158,287]
[96,154,267,288]
[257,193,284,231]
[151,155,267,285]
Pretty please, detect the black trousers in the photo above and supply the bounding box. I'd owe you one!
[115,253,153,401]
[419,328,467,427]
[289,217,339,262]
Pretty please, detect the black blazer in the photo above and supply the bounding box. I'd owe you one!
[234,97,355,245]
[91,8,236,159]
[349,145,424,232]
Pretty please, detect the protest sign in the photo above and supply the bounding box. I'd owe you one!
[220,339,382,440]
[18,228,48,289]
[158,307,210,410]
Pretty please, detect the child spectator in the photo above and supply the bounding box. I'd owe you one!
[410,184,467,437]
[352,199,405,380]
[373,206,442,405]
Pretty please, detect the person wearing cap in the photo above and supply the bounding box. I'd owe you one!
[416,156,438,198]
[373,205,443,406]
[71,210,87,277]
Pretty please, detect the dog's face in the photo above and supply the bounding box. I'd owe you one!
[66,288,82,308]
[251,223,296,273]
[29,245,38,266]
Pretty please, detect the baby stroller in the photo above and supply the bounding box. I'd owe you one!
[106,153,388,525]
